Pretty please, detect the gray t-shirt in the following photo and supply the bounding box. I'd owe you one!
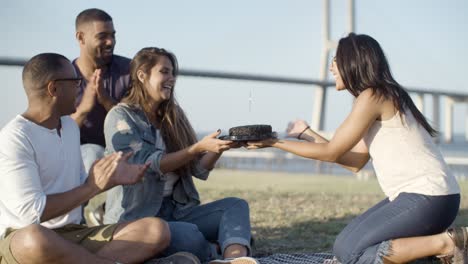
[72,55,131,147]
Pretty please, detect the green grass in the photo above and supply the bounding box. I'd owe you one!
[87,168,468,261]
[194,169,468,257]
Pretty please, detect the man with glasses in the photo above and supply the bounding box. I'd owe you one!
[0,53,200,264]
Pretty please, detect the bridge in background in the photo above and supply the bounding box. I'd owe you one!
[1,55,468,143]
[2,0,468,177]
[2,0,468,143]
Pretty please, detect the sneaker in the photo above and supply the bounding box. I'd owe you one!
[145,252,201,264]
[208,256,259,264]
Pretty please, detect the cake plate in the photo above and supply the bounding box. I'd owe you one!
[218,132,277,142]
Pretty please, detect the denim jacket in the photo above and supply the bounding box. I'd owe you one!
[103,103,209,224]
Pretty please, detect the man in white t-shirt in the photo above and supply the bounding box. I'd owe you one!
[0,53,200,264]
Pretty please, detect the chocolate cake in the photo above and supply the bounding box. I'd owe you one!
[229,125,272,138]
[219,124,275,141]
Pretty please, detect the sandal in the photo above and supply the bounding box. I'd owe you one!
[438,228,468,264]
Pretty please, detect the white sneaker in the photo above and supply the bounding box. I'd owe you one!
[208,256,258,264]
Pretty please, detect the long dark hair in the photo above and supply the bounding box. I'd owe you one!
[336,33,437,136]
[123,47,198,174]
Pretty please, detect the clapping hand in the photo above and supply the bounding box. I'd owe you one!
[87,151,149,193]
[112,152,150,186]
[93,69,113,106]
[79,71,99,113]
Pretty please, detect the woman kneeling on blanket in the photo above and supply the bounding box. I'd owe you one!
[247,33,466,264]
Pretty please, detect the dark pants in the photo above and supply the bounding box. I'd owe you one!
[333,192,460,264]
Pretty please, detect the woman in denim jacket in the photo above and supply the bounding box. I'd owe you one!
[103,47,257,264]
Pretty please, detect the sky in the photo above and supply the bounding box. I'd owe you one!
[1,0,467,136]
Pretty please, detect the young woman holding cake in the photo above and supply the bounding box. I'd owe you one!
[247,33,465,264]
[102,47,258,264]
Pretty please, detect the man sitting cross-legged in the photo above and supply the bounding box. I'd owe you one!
[0,53,199,264]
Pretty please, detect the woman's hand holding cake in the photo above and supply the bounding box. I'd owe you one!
[189,130,234,154]
[245,137,279,149]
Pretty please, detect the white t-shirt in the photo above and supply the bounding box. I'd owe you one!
[363,110,460,200]
[153,130,181,197]
[0,115,86,238]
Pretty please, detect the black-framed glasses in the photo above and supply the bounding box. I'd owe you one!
[53,77,83,87]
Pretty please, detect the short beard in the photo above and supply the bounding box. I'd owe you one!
[95,55,112,68]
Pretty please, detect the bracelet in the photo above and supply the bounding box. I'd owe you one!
[297,126,310,140]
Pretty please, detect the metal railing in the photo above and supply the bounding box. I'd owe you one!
[2,56,468,143]
[2,56,468,177]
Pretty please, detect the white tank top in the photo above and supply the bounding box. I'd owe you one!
[363,110,459,200]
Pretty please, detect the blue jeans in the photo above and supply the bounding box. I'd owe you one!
[80,143,105,173]
[158,197,252,262]
[333,192,460,264]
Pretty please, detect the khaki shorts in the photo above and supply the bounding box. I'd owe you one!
[0,224,118,264]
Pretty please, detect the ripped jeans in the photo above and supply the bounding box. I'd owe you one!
[333,192,460,264]
[157,197,252,262]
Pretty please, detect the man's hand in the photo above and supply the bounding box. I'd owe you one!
[71,70,100,126]
[94,69,116,111]
[78,72,99,114]
[41,152,148,222]
[86,152,149,193]
[112,152,150,186]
